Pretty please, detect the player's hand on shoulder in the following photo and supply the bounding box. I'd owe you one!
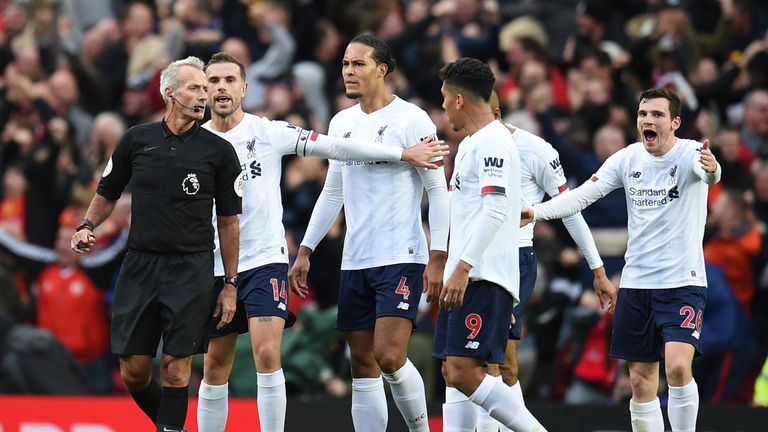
[402,134,449,169]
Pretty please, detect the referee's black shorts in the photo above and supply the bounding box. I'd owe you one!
[111,249,214,357]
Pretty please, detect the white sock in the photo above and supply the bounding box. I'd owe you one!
[257,369,286,432]
[197,381,228,432]
[352,377,388,432]
[668,380,699,432]
[382,359,429,431]
[442,386,475,432]
[469,374,547,432]
[499,381,525,432]
[629,398,664,432]
[475,402,500,432]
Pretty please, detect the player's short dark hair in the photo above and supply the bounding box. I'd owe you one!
[438,57,495,102]
[639,87,681,119]
[349,33,396,75]
[205,52,246,81]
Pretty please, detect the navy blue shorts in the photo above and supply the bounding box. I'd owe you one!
[210,263,289,338]
[609,286,706,362]
[336,263,424,331]
[510,247,536,340]
[433,280,515,364]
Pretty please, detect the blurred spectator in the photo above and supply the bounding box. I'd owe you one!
[48,68,94,149]
[35,223,111,394]
[0,311,90,394]
[741,89,768,157]
[704,188,762,315]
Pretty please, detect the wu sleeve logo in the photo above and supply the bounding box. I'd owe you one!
[549,158,561,170]
[483,157,504,168]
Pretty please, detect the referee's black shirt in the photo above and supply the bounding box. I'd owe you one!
[97,120,242,253]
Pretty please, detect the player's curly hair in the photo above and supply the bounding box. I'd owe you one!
[438,58,495,102]
[350,33,396,75]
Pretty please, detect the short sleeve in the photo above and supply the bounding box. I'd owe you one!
[96,127,135,200]
[214,140,244,216]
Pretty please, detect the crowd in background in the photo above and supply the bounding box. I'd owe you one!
[0,0,767,408]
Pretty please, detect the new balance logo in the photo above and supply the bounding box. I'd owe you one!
[344,132,351,138]
[464,341,480,349]
[250,160,262,178]
[397,302,410,310]
[691,330,700,340]
[668,185,680,200]
[483,157,504,168]
[630,171,642,178]
[278,303,287,311]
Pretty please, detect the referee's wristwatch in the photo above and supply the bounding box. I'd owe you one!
[223,276,240,289]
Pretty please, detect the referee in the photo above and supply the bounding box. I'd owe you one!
[71,56,243,432]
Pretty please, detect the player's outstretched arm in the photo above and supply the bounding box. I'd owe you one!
[300,130,449,169]
[288,246,312,298]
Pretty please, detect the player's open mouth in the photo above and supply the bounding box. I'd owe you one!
[643,130,657,143]
[215,95,231,103]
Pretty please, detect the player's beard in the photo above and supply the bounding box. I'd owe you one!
[345,90,362,99]
[214,99,241,118]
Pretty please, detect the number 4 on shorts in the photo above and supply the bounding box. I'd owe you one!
[395,276,410,300]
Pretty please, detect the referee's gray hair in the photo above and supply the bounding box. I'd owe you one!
[159,56,205,102]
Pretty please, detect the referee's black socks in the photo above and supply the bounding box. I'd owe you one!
[129,379,162,423]
[156,385,189,431]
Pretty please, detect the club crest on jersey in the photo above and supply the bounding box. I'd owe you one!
[668,165,678,185]
[375,125,389,143]
[246,137,257,158]
[182,173,200,195]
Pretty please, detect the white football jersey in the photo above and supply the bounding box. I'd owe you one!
[511,126,568,246]
[447,120,521,298]
[579,138,709,288]
[328,96,438,269]
[204,113,314,275]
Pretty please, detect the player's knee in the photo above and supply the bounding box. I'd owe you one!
[253,343,281,369]
[665,360,691,385]
[375,351,406,374]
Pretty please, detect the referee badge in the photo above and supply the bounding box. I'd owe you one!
[182,173,200,195]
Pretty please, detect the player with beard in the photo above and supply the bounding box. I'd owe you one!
[289,34,450,432]
[196,52,447,432]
